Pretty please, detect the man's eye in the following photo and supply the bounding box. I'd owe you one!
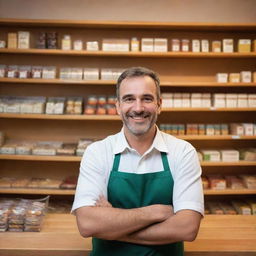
[123,97,134,102]
[144,97,153,102]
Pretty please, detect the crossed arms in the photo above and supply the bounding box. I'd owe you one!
[75,196,202,245]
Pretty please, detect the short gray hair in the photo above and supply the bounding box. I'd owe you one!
[116,67,161,102]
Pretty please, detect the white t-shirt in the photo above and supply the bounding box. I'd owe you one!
[72,127,204,215]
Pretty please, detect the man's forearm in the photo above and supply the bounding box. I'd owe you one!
[119,210,202,245]
[75,204,172,240]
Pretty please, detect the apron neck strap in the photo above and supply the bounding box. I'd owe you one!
[161,152,171,172]
[112,153,121,172]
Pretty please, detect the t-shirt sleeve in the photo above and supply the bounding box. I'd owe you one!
[71,143,107,214]
[172,143,204,216]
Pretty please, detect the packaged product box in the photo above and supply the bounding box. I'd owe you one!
[0,40,6,48]
[213,94,226,108]
[237,94,248,108]
[102,39,129,52]
[181,39,189,52]
[208,201,224,214]
[230,123,244,135]
[86,41,99,51]
[202,93,211,108]
[240,71,252,83]
[232,200,252,215]
[226,94,237,108]
[7,33,17,48]
[201,176,209,189]
[238,39,251,53]
[0,65,6,78]
[181,93,190,108]
[206,124,215,135]
[141,38,154,52]
[214,124,221,135]
[73,40,83,50]
[220,149,240,162]
[226,176,245,189]
[216,73,228,83]
[18,31,30,49]
[242,123,254,135]
[161,93,173,108]
[220,124,229,135]
[201,150,221,162]
[198,124,205,135]
[0,142,16,154]
[229,73,240,83]
[61,35,71,50]
[154,38,168,52]
[239,148,256,161]
[130,37,140,52]
[201,40,209,52]
[192,39,200,52]
[31,66,42,79]
[219,202,237,215]
[47,32,58,49]
[83,68,99,80]
[56,143,77,155]
[208,175,227,190]
[171,39,180,52]
[241,175,256,189]
[248,94,256,107]
[7,65,19,78]
[19,66,31,79]
[70,68,83,80]
[246,200,256,215]
[191,93,202,108]
[32,141,63,156]
[173,93,182,108]
[212,41,221,52]
[42,66,56,79]
[223,39,234,52]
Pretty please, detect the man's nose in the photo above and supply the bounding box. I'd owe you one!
[133,99,144,112]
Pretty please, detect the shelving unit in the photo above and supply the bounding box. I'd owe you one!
[0,19,255,220]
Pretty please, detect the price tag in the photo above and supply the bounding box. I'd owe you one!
[231,135,240,139]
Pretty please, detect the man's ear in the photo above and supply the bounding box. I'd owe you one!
[157,98,162,114]
[115,100,121,115]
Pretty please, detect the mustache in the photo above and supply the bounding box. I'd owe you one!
[126,111,150,118]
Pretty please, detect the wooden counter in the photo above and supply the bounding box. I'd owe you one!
[0,214,255,256]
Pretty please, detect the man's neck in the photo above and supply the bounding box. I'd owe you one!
[124,126,157,155]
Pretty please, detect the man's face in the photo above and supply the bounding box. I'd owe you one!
[116,76,161,136]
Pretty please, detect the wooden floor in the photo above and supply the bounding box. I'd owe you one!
[0,214,255,256]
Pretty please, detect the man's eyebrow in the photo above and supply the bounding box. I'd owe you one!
[121,94,134,100]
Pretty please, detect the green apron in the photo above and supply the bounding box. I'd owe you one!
[91,152,184,256]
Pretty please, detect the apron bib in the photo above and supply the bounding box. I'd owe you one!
[91,152,184,256]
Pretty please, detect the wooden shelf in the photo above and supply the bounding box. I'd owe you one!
[1,48,256,58]
[1,108,256,121]
[1,78,256,87]
[178,135,256,140]
[200,161,256,166]
[204,189,256,195]
[162,107,256,112]
[0,155,256,166]
[0,18,256,31]
[0,113,120,120]
[0,214,255,256]
[0,154,81,161]
[1,187,256,196]
[0,188,75,195]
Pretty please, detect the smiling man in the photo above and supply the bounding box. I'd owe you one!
[72,67,204,256]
